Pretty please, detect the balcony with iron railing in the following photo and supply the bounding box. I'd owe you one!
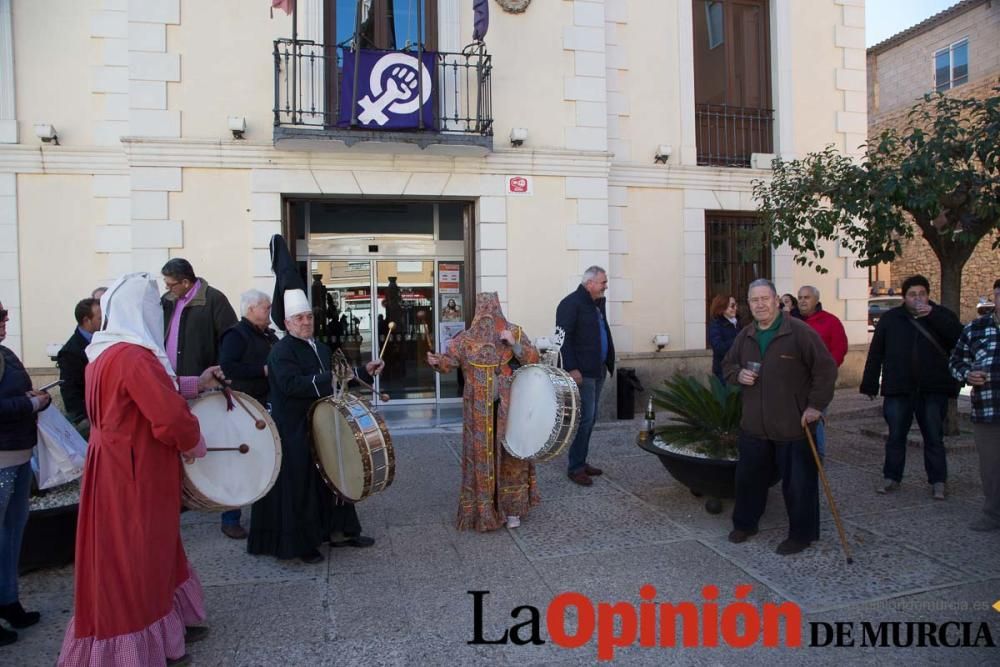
[695,103,774,168]
[273,39,493,151]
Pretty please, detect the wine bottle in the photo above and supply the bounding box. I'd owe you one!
[644,396,656,434]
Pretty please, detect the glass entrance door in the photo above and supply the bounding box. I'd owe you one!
[309,258,375,389]
[375,260,436,400]
[308,257,465,403]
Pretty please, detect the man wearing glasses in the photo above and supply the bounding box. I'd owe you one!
[161,258,241,538]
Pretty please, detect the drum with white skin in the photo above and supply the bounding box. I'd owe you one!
[184,391,282,512]
[502,364,580,462]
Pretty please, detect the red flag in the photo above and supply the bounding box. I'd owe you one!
[271,0,295,16]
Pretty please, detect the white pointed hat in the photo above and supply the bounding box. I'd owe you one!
[283,288,311,319]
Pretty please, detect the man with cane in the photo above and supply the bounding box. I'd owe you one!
[723,279,837,555]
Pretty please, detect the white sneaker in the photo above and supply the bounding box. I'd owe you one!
[932,482,946,500]
[506,515,520,529]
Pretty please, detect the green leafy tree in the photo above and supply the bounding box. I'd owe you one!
[751,88,1000,315]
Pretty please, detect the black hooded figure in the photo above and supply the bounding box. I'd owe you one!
[247,235,374,563]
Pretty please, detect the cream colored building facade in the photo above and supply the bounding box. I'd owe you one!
[1,0,869,402]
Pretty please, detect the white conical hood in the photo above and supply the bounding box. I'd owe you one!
[283,288,310,319]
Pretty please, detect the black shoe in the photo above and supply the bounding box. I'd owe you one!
[221,524,248,540]
[300,549,325,564]
[0,601,40,629]
[185,625,210,644]
[330,534,375,548]
[727,529,758,544]
[166,654,192,667]
[776,538,811,555]
[0,626,16,647]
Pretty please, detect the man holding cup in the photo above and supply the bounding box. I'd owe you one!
[723,279,837,555]
[861,275,962,500]
[948,278,1000,531]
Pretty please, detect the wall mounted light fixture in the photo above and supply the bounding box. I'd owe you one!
[228,116,247,140]
[34,123,59,145]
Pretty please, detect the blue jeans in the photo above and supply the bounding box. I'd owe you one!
[0,462,32,605]
[732,432,820,543]
[882,393,948,484]
[567,374,605,474]
[222,509,242,526]
[815,416,826,460]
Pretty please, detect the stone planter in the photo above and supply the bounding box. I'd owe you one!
[20,482,79,574]
[636,434,736,514]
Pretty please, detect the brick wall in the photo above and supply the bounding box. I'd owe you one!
[891,231,999,323]
[868,1,1000,125]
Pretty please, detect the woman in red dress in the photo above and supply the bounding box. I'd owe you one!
[59,273,220,667]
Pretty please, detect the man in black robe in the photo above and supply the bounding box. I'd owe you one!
[247,287,383,564]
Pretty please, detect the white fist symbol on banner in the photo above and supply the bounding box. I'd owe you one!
[358,53,434,126]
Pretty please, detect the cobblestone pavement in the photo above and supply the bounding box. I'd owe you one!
[12,390,1000,665]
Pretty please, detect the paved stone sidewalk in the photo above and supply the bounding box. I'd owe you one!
[12,389,1000,665]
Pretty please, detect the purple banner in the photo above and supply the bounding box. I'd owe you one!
[339,50,438,130]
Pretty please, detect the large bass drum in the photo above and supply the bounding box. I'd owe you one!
[184,391,282,512]
[502,364,580,462]
[309,393,394,502]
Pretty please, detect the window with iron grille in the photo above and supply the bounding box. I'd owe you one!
[934,38,968,93]
[705,212,771,338]
[692,0,773,167]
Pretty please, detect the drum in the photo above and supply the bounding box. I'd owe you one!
[502,364,581,462]
[184,391,282,512]
[309,393,394,502]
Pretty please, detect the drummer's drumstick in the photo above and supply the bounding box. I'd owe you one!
[351,372,391,403]
[423,325,434,352]
[231,392,267,430]
[207,444,250,454]
[378,321,396,359]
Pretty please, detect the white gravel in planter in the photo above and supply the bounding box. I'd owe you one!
[651,436,737,461]
[30,480,80,511]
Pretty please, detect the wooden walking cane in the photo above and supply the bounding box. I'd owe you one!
[804,423,854,565]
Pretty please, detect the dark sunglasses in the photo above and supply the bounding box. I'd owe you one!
[0,309,7,321]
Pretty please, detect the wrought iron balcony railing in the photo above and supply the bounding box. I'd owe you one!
[273,39,493,148]
[695,103,774,168]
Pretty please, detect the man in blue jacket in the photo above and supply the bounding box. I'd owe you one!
[556,266,615,486]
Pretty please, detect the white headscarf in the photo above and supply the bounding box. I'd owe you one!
[86,272,175,379]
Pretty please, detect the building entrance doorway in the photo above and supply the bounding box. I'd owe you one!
[286,199,472,405]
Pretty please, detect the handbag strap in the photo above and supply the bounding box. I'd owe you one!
[907,317,948,358]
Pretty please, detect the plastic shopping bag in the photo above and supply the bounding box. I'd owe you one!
[35,408,87,489]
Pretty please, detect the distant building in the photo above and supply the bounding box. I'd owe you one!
[867,0,1000,320]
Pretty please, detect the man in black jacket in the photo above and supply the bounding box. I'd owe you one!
[161,257,240,536]
[57,298,101,435]
[861,275,963,499]
[219,289,277,410]
[218,289,278,539]
[556,266,615,486]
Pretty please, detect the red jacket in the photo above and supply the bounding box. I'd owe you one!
[803,307,848,367]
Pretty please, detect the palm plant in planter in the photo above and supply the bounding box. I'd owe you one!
[651,374,741,460]
[637,374,743,514]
